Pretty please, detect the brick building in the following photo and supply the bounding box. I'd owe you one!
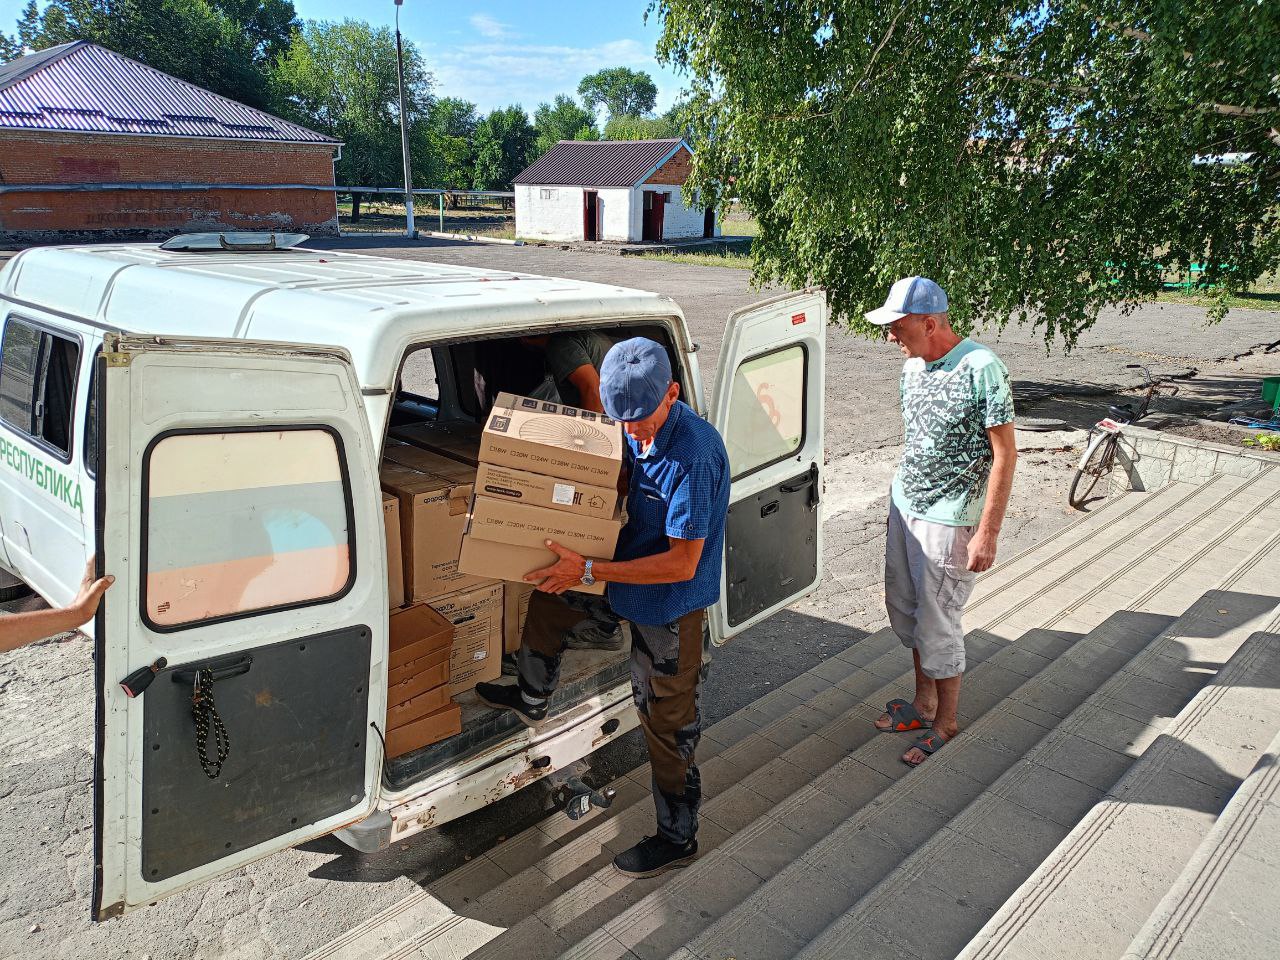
[513,139,717,243]
[0,42,341,244]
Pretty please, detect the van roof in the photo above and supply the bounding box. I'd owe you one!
[0,243,684,391]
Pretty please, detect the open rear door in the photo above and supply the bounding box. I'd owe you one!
[709,291,826,643]
[92,334,388,920]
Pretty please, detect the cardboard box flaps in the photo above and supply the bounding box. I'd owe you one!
[483,392,622,486]
[475,462,617,520]
[384,439,477,485]
[429,583,503,694]
[386,702,461,759]
[389,603,454,669]
[381,460,489,602]
[504,583,535,653]
[382,494,405,609]
[390,420,483,466]
[460,536,606,595]
[387,684,453,730]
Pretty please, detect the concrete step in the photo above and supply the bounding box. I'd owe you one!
[665,609,1171,960]
[1123,722,1280,960]
[790,584,1280,960]
[322,484,1183,960]
[956,624,1280,960]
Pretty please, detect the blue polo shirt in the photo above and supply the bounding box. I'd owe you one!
[607,400,731,626]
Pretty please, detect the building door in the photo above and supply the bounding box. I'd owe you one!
[703,207,715,238]
[583,191,599,241]
[642,191,667,242]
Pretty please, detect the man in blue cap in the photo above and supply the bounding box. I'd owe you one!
[475,337,730,878]
[864,276,1017,766]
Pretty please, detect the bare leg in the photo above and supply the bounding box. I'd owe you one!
[903,672,961,765]
[875,649,940,730]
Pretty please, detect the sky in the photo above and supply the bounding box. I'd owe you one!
[0,1,689,116]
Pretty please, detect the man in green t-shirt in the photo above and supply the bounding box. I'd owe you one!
[864,277,1017,766]
[520,331,611,412]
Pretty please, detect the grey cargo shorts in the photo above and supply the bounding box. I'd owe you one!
[884,499,977,679]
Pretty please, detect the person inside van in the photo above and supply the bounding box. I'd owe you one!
[518,330,611,413]
[0,560,113,653]
[476,338,731,879]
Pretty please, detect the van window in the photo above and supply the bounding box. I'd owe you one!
[723,344,807,479]
[142,427,355,630]
[0,317,80,459]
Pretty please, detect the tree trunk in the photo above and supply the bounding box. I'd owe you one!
[351,193,362,221]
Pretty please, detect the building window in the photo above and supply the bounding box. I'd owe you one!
[0,316,80,460]
[540,188,557,200]
[142,427,354,629]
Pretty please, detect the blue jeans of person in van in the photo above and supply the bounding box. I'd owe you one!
[518,591,704,846]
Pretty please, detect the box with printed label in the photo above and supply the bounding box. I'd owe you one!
[382,493,405,609]
[458,536,605,595]
[466,496,621,557]
[390,419,483,466]
[386,701,461,758]
[381,461,489,602]
[475,462,617,520]
[504,582,535,653]
[429,582,504,694]
[481,392,622,486]
[389,602,454,670]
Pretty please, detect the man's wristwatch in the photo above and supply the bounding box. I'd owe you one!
[581,559,596,586]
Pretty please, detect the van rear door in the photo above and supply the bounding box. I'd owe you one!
[709,291,827,643]
[92,334,388,920]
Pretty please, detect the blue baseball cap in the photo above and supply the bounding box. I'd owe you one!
[599,337,673,421]
[864,276,949,325]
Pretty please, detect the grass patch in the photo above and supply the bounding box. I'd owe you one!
[639,249,754,269]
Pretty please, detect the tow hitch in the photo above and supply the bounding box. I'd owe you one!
[559,777,617,820]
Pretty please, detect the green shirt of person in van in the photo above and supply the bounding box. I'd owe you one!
[520,331,611,412]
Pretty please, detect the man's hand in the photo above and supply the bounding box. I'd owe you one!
[72,556,114,623]
[966,526,998,573]
[526,540,587,594]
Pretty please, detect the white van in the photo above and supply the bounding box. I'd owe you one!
[0,233,826,920]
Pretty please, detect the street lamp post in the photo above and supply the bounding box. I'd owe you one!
[394,0,415,238]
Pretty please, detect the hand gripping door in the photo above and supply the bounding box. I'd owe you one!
[709,290,826,643]
[92,335,387,920]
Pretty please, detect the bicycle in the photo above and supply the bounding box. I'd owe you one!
[1068,364,1177,510]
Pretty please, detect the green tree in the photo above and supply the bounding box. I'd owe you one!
[533,94,598,154]
[604,112,679,141]
[653,0,1280,344]
[577,67,658,122]
[3,1,298,110]
[427,97,478,190]
[271,19,434,209]
[472,105,537,190]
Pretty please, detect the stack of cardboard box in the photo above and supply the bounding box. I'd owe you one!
[458,392,625,594]
[385,603,460,758]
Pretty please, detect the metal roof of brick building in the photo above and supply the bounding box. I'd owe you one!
[513,139,690,187]
[0,41,337,145]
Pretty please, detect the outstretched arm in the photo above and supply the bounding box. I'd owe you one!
[0,559,114,653]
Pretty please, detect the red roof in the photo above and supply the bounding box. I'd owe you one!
[0,41,337,145]
[514,139,688,187]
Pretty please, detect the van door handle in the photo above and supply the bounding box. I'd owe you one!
[760,500,780,518]
[172,655,253,686]
[780,464,821,511]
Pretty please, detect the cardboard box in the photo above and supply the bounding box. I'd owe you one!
[382,494,405,609]
[475,462,617,520]
[387,684,453,730]
[386,701,461,758]
[389,602,454,670]
[481,392,622,486]
[388,644,450,688]
[381,461,489,602]
[429,582,504,694]
[504,582,535,653]
[467,496,622,558]
[388,647,450,703]
[384,439,477,485]
[459,535,606,595]
[390,419,483,466]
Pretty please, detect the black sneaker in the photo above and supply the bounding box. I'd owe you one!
[474,681,548,728]
[500,652,519,676]
[565,618,625,651]
[612,835,698,878]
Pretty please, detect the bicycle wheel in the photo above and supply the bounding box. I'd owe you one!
[1069,432,1117,510]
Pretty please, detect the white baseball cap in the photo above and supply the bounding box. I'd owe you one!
[864,276,949,325]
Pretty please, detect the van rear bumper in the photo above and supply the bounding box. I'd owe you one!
[337,691,639,851]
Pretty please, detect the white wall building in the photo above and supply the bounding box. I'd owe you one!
[513,139,719,244]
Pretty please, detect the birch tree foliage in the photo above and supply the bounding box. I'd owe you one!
[651,1,1280,344]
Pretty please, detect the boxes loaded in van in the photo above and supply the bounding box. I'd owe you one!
[0,234,826,920]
